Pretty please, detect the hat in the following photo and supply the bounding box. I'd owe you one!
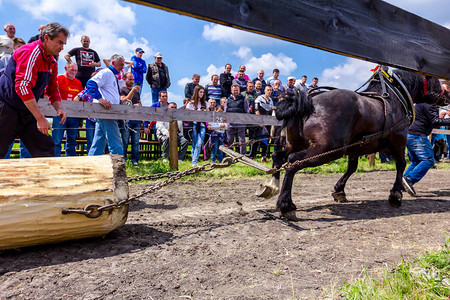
[135,47,144,53]
[154,52,163,58]
[287,76,296,81]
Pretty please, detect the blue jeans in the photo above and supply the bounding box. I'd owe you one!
[52,116,79,157]
[210,134,224,163]
[151,87,167,104]
[191,123,206,164]
[85,119,96,154]
[120,120,141,164]
[404,134,435,184]
[88,119,123,156]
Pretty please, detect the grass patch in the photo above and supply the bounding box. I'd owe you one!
[340,234,450,300]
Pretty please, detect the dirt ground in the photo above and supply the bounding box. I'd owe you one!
[1,168,449,299]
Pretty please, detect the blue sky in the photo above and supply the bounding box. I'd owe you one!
[0,0,449,107]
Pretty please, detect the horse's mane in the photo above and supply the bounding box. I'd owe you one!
[275,91,315,127]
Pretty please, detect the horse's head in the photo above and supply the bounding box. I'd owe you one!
[394,70,450,106]
[275,91,314,124]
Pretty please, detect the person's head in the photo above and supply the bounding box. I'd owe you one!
[231,83,240,96]
[192,73,200,85]
[220,97,227,106]
[301,75,307,84]
[110,54,125,72]
[124,72,135,88]
[168,102,177,109]
[273,80,280,89]
[183,98,190,108]
[135,47,144,58]
[211,74,219,85]
[208,98,216,110]
[225,63,232,74]
[442,80,450,93]
[80,35,90,49]
[254,80,262,91]
[312,77,319,85]
[154,52,163,63]
[38,24,46,32]
[264,84,273,97]
[3,23,15,38]
[246,81,254,92]
[216,104,224,112]
[287,76,296,87]
[257,70,265,79]
[239,65,246,73]
[272,68,280,79]
[40,23,69,56]
[192,85,206,108]
[12,37,25,51]
[64,62,78,80]
[159,90,168,104]
[237,70,245,80]
[439,110,446,118]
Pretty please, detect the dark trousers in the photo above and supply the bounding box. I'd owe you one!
[0,100,54,158]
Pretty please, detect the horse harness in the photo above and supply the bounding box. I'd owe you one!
[309,65,415,147]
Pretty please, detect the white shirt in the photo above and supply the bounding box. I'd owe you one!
[90,68,121,105]
[0,35,13,58]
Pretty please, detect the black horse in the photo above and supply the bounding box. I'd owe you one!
[262,68,450,220]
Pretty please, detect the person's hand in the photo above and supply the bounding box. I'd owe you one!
[207,125,212,130]
[132,85,140,93]
[37,118,52,136]
[57,108,67,124]
[220,124,226,128]
[166,133,170,137]
[99,98,112,109]
[152,84,156,88]
[144,128,150,135]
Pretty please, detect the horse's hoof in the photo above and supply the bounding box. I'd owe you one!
[332,191,348,203]
[255,177,280,199]
[281,210,298,221]
[388,191,402,208]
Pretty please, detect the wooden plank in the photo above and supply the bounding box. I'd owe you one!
[38,100,282,126]
[431,128,450,135]
[168,121,178,169]
[126,0,450,78]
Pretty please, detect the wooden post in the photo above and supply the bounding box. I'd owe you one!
[169,121,178,170]
[0,155,129,250]
[368,153,376,167]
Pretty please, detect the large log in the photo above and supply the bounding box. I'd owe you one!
[0,155,129,250]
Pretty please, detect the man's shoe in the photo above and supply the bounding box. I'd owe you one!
[133,162,138,167]
[402,176,416,196]
[162,159,168,163]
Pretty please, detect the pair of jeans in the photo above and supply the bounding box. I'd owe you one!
[404,134,435,184]
[52,116,79,157]
[88,119,123,156]
[210,134,224,163]
[85,119,96,154]
[227,125,246,155]
[3,140,30,158]
[120,120,141,164]
[151,87,167,104]
[191,123,206,164]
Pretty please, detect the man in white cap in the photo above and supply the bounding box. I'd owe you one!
[146,51,171,104]
[282,76,300,96]
[130,47,147,95]
[0,23,15,59]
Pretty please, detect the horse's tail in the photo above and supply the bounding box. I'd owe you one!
[275,91,315,128]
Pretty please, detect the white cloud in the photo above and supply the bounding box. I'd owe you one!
[233,46,252,60]
[202,23,283,46]
[167,91,183,107]
[177,77,191,88]
[15,0,155,64]
[320,58,375,90]
[140,91,153,107]
[245,52,297,77]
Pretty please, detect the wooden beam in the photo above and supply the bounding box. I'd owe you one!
[126,0,450,79]
[38,100,282,126]
[168,121,178,169]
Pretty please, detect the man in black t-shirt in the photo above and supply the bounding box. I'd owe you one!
[64,35,101,87]
[119,72,141,166]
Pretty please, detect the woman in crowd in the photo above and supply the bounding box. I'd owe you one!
[207,104,227,163]
[186,85,208,167]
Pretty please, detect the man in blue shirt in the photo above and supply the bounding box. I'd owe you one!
[130,48,146,95]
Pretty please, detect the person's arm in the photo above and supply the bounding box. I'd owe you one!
[86,76,111,109]
[92,51,101,67]
[64,53,72,63]
[156,121,169,137]
[22,99,53,135]
[184,83,191,99]
[165,64,170,88]
[120,86,140,104]
[102,58,110,67]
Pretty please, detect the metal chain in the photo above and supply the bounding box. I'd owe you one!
[61,158,240,218]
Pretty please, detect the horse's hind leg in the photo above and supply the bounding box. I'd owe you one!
[388,143,406,207]
[332,155,359,202]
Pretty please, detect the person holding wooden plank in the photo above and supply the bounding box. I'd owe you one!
[0,23,68,158]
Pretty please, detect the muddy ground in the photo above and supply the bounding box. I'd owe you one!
[1,168,449,299]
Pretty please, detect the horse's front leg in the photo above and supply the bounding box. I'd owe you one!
[388,145,406,208]
[332,155,359,202]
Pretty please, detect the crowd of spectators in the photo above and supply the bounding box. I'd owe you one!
[4,22,448,170]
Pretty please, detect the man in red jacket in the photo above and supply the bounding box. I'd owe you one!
[0,22,68,158]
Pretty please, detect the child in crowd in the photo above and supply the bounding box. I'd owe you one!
[207,104,227,163]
